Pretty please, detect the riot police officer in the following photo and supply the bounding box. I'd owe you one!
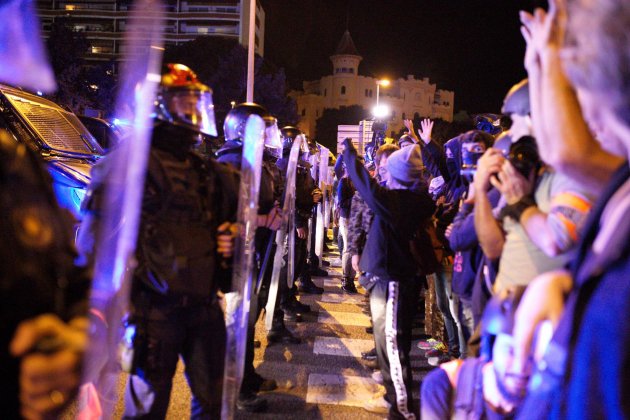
[82,63,238,418]
[216,102,289,412]
[276,127,322,318]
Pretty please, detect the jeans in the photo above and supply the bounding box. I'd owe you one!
[429,264,462,358]
[338,216,355,280]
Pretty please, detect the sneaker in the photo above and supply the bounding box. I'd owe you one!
[417,338,441,351]
[341,278,358,294]
[362,357,379,369]
[237,392,267,412]
[298,278,324,294]
[425,346,447,358]
[361,348,377,360]
[371,370,384,385]
[267,326,301,345]
[362,392,390,414]
[428,354,454,367]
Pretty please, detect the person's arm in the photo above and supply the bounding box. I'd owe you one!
[496,164,593,257]
[474,149,506,260]
[10,314,88,419]
[520,5,624,194]
[346,193,363,256]
[447,203,478,251]
[342,138,394,220]
[334,153,344,180]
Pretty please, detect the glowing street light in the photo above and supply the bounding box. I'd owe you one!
[376,79,390,107]
[372,104,391,119]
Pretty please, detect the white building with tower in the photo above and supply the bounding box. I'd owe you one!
[290,30,454,140]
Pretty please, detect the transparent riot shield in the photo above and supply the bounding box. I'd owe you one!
[0,0,56,92]
[314,146,329,265]
[221,114,266,419]
[80,1,165,417]
[264,135,303,330]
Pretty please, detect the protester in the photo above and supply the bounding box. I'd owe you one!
[343,137,434,419]
[505,1,630,418]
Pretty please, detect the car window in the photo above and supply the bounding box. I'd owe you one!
[4,93,103,156]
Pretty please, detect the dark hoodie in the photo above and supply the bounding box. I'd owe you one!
[342,138,435,279]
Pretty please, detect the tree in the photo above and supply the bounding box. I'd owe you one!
[314,105,370,151]
[164,39,298,134]
[46,19,89,111]
[45,19,116,116]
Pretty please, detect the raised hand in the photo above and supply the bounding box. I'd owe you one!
[418,118,434,143]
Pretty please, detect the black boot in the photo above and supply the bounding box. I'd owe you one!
[341,277,358,294]
[267,325,301,345]
[298,276,324,294]
[237,391,268,413]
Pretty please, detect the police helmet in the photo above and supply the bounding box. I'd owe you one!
[223,102,268,143]
[156,63,217,136]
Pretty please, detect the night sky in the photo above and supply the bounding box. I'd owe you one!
[260,0,546,115]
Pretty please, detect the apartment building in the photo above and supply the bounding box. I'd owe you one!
[36,0,265,63]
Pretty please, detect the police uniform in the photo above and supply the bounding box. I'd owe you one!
[0,132,89,418]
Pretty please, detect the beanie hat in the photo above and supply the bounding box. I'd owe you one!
[386,144,424,184]
[398,133,415,148]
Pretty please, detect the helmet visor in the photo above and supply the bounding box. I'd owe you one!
[165,90,217,136]
[264,119,282,150]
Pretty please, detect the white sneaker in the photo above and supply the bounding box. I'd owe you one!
[363,392,390,414]
[371,370,384,384]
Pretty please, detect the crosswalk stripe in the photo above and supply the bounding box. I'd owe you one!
[313,336,374,358]
[319,293,366,304]
[305,373,382,407]
[317,310,371,327]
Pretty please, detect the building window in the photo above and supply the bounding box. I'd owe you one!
[316,110,319,117]
[415,92,421,100]
[402,112,406,120]
[349,68,354,74]
[341,86,346,95]
[324,88,327,97]
[369,89,373,97]
[301,108,306,116]
[365,89,368,97]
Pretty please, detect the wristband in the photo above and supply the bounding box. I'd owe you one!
[499,195,536,222]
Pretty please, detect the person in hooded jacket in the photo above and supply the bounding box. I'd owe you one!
[342,137,434,419]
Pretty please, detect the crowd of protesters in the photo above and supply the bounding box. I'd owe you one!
[2,0,630,419]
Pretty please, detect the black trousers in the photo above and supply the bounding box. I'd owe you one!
[280,232,308,305]
[370,278,419,420]
[124,299,225,419]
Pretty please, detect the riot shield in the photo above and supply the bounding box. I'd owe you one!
[80,1,165,417]
[221,114,266,419]
[265,135,303,330]
[0,0,56,93]
[314,146,329,265]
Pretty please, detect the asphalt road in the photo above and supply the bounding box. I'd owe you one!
[100,242,434,419]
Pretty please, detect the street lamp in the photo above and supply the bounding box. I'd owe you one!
[375,79,390,107]
[230,100,236,109]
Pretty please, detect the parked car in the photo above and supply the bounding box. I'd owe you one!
[78,115,126,153]
[0,84,104,220]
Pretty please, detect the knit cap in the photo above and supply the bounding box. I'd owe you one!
[386,144,424,184]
